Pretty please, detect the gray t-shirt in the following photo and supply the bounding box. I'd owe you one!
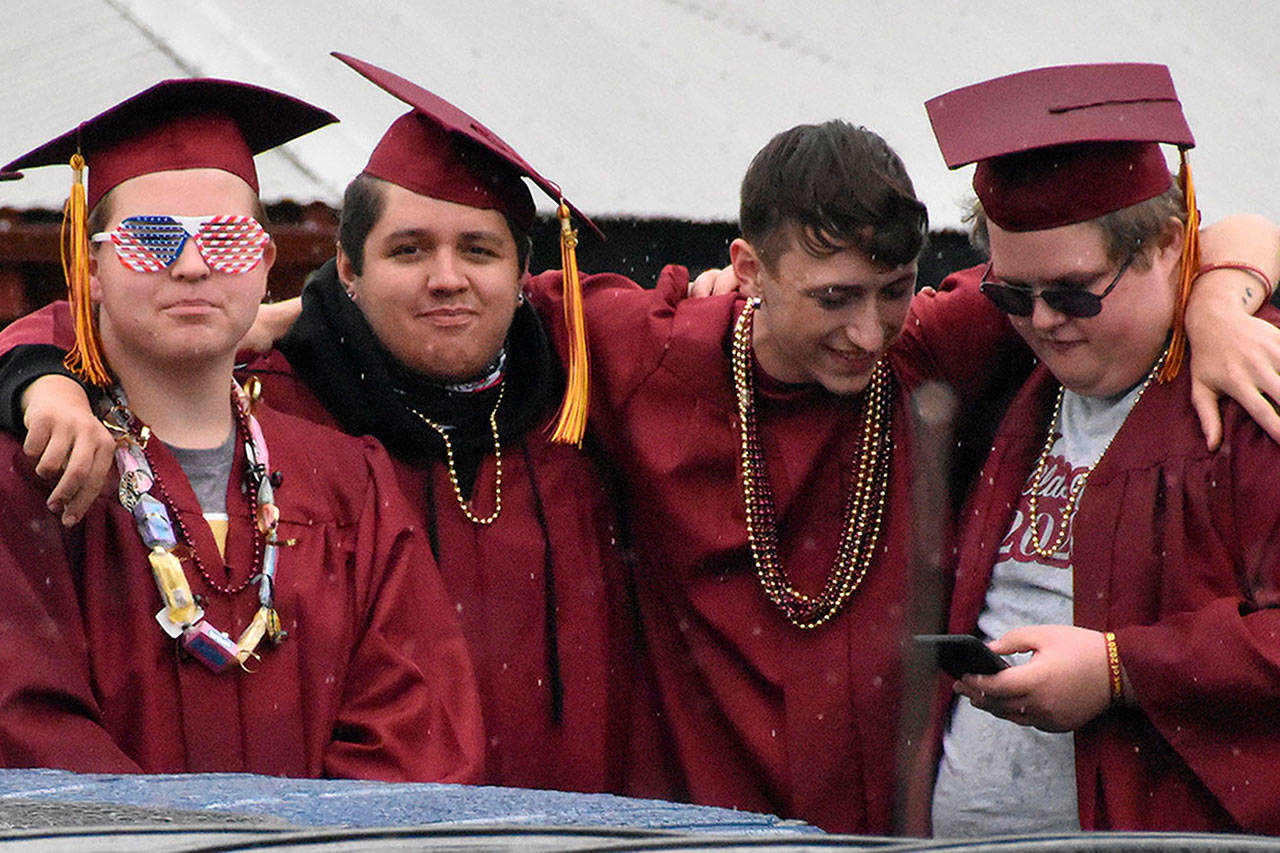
[930,381,1143,837]
[165,430,236,516]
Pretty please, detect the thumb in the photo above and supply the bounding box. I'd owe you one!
[989,628,1038,655]
[22,416,52,461]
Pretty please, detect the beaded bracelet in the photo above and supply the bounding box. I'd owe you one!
[1103,631,1124,706]
[1194,261,1275,302]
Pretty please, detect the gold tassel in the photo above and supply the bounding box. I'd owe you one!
[60,153,110,386]
[547,201,589,446]
[1156,149,1201,384]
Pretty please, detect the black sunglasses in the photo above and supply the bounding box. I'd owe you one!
[979,254,1136,318]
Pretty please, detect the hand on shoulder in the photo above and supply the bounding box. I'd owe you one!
[22,374,115,527]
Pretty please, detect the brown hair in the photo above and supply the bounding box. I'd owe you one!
[739,120,927,271]
[967,180,1186,271]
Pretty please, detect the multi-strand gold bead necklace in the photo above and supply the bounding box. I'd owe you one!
[731,298,894,629]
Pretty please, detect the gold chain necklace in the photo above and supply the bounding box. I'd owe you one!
[407,383,504,525]
[731,297,894,629]
[1025,347,1169,559]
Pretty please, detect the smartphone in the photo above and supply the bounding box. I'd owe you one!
[914,634,1009,679]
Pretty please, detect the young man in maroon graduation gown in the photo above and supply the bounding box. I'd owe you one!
[0,56,637,793]
[916,64,1280,835]
[520,120,1041,833]
[0,80,483,780]
[251,54,637,792]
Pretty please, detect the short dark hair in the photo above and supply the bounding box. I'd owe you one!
[968,179,1186,271]
[739,120,927,271]
[336,173,386,276]
[338,172,532,276]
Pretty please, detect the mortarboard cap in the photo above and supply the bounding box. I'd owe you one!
[926,63,1193,232]
[1,78,336,386]
[927,62,1202,383]
[332,51,602,239]
[3,79,337,211]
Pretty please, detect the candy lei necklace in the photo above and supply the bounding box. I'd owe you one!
[405,382,505,526]
[731,298,894,629]
[1025,345,1170,559]
[106,378,288,673]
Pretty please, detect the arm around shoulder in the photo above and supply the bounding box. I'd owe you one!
[1184,213,1280,448]
[896,265,1032,400]
[0,301,114,527]
[524,267,681,430]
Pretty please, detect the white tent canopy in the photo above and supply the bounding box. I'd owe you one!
[3,0,1276,230]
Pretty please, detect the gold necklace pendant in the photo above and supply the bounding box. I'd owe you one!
[408,383,504,526]
[731,298,894,629]
[1025,347,1170,559]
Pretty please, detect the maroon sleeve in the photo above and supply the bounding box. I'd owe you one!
[0,301,77,353]
[0,302,82,435]
[240,350,341,429]
[524,267,679,436]
[1115,405,1280,833]
[322,439,485,783]
[895,265,1030,399]
[894,265,1036,504]
[0,441,142,773]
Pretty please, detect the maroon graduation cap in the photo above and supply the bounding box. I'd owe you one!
[926,62,1194,232]
[927,62,1202,381]
[3,79,337,211]
[333,51,602,239]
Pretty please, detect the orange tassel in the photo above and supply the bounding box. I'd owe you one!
[60,153,110,386]
[1156,149,1200,384]
[547,201,589,446]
